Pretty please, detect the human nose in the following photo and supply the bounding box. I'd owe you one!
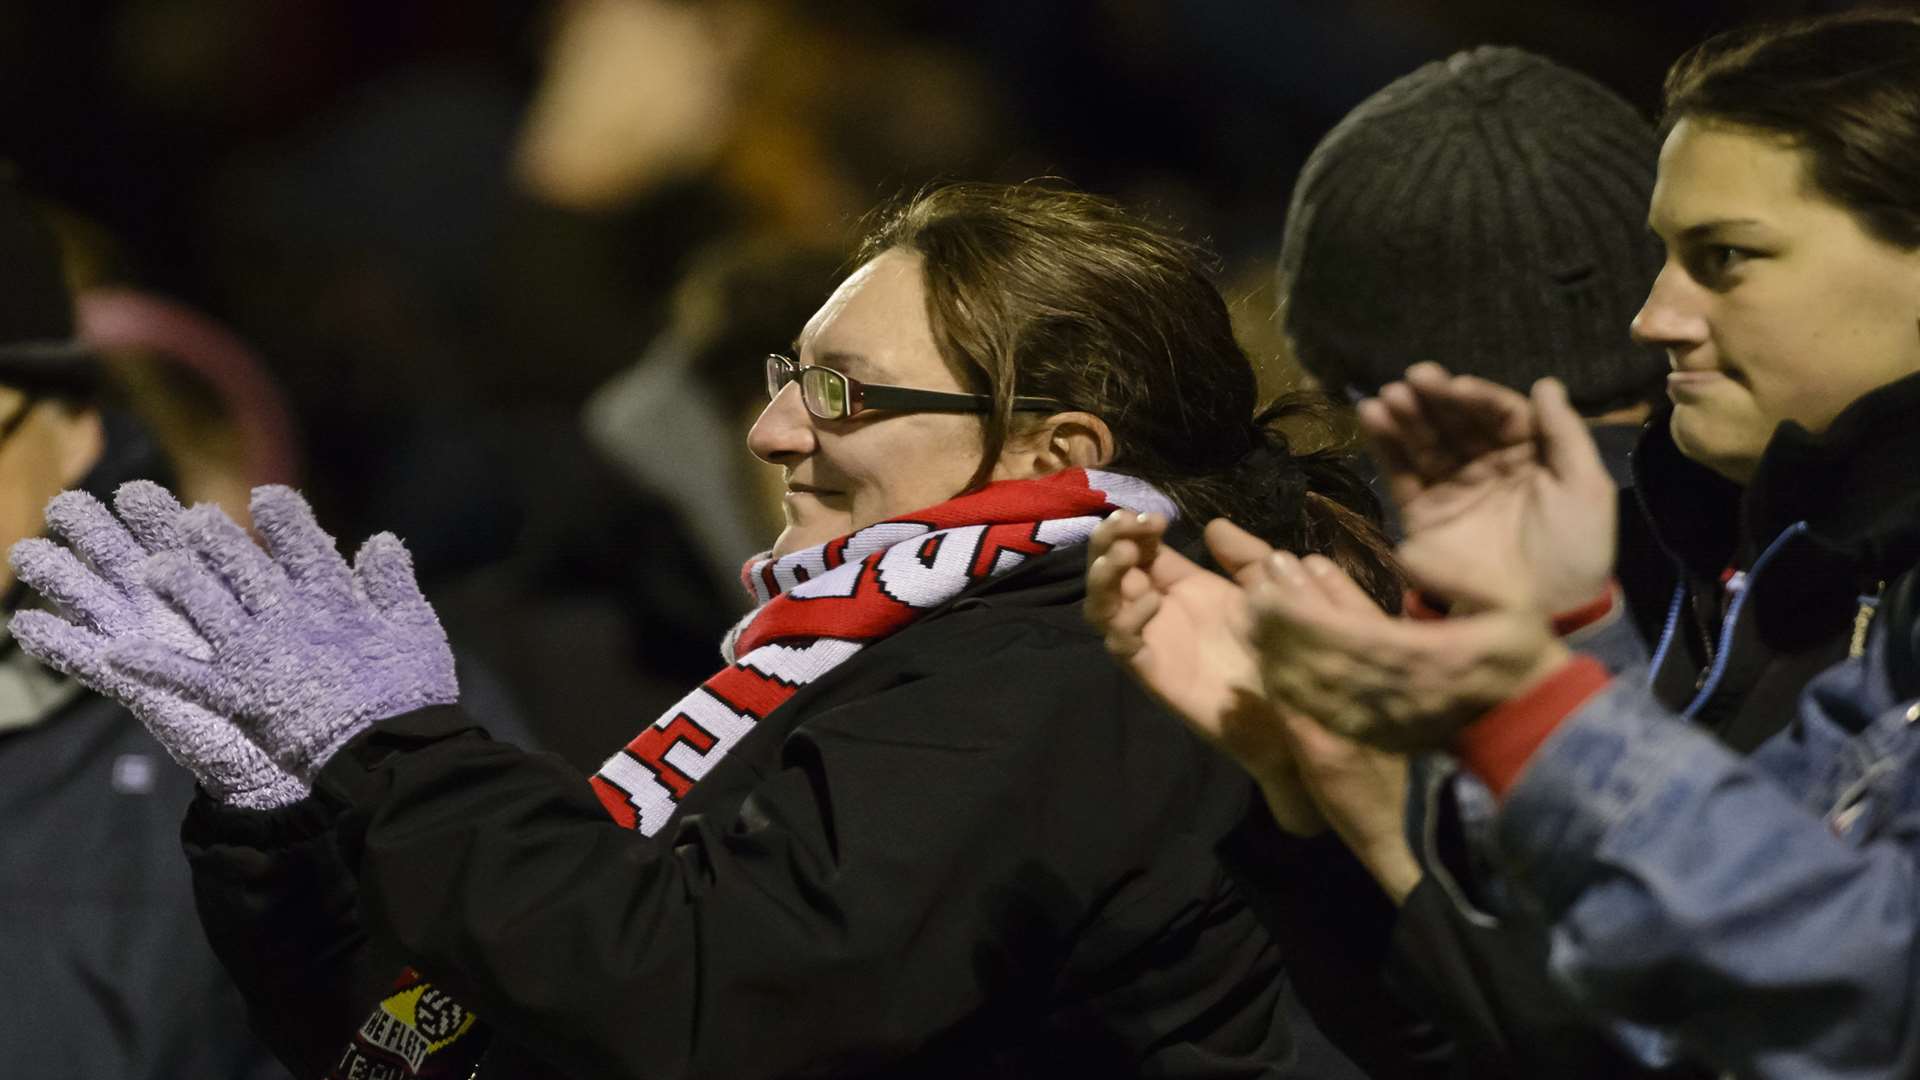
[1630,260,1710,354]
[747,383,817,465]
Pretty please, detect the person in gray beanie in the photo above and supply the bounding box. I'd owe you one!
[1279,45,1677,634]
[1262,47,1691,1080]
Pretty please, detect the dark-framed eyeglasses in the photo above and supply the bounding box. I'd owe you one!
[765,353,1063,421]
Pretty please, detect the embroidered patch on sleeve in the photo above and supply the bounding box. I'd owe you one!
[328,970,490,1079]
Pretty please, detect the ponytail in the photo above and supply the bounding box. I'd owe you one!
[1154,392,1403,612]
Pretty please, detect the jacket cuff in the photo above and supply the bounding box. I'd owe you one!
[183,782,347,854]
[1453,656,1612,800]
[313,703,487,809]
[1404,754,1507,927]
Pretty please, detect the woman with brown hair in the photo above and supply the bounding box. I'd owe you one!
[13,182,1398,1078]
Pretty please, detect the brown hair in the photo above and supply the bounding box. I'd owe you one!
[1663,9,1920,251]
[857,181,1401,607]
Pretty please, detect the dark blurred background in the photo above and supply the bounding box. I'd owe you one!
[0,0,1891,763]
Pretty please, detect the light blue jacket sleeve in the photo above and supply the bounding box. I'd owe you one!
[1495,651,1920,1080]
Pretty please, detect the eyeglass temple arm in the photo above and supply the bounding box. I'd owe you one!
[856,386,1065,413]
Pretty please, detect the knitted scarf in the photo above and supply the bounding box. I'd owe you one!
[330,468,1175,1078]
[590,466,1175,832]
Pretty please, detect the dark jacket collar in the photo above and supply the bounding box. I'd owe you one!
[1742,369,1920,580]
[1635,370,1920,650]
[1589,421,1644,491]
[1636,369,1920,583]
[1630,419,1742,580]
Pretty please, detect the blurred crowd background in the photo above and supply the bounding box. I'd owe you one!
[0,0,1883,765]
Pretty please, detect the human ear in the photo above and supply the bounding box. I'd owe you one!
[991,411,1115,481]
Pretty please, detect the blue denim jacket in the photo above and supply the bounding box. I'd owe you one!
[1405,375,1920,1077]
[1463,606,1920,1080]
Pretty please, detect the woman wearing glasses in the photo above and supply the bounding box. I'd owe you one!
[15,183,1400,1078]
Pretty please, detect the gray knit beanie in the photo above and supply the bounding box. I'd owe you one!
[1279,47,1666,412]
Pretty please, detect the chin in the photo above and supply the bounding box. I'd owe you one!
[1668,409,1764,485]
[769,520,844,559]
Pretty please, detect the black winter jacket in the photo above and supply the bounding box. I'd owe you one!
[184,545,1379,1080]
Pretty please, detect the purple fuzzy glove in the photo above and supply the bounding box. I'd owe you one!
[8,483,309,809]
[107,486,459,782]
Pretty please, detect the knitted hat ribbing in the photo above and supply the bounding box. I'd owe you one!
[1279,47,1666,412]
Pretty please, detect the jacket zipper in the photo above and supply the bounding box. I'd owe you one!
[1681,522,1809,721]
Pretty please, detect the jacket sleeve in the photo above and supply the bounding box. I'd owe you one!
[305,617,1353,1080]
[183,789,399,1080]
[1495,663,1920,1080]
[1386,758,1689,1080]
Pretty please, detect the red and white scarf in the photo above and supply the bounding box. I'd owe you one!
[590,466,1174,833]
[333,468,1172,1079]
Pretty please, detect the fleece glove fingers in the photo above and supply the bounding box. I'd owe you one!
[7,483,308,809]
[111,486,459,782]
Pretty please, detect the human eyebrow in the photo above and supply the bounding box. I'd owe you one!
[1647,217,1768,244]
[812,350,878,380]
[1680,218,1767,242]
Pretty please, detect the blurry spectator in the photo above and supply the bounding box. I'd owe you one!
[513,0,753,211]
[77,287,302,520]
[0,181,287,1079]
[584,232,847,579]
[513,0,1017,236]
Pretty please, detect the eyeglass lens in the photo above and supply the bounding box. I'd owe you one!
[802,368,848,418]
[768,356,855,419]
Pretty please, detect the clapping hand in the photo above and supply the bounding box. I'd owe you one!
[106,486,459,783]
[9,482,307,808]
[1249,554,1570,753]
[1363,364,1616,614]
[1085,514,1423,902]
[1086,511,1325,834]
